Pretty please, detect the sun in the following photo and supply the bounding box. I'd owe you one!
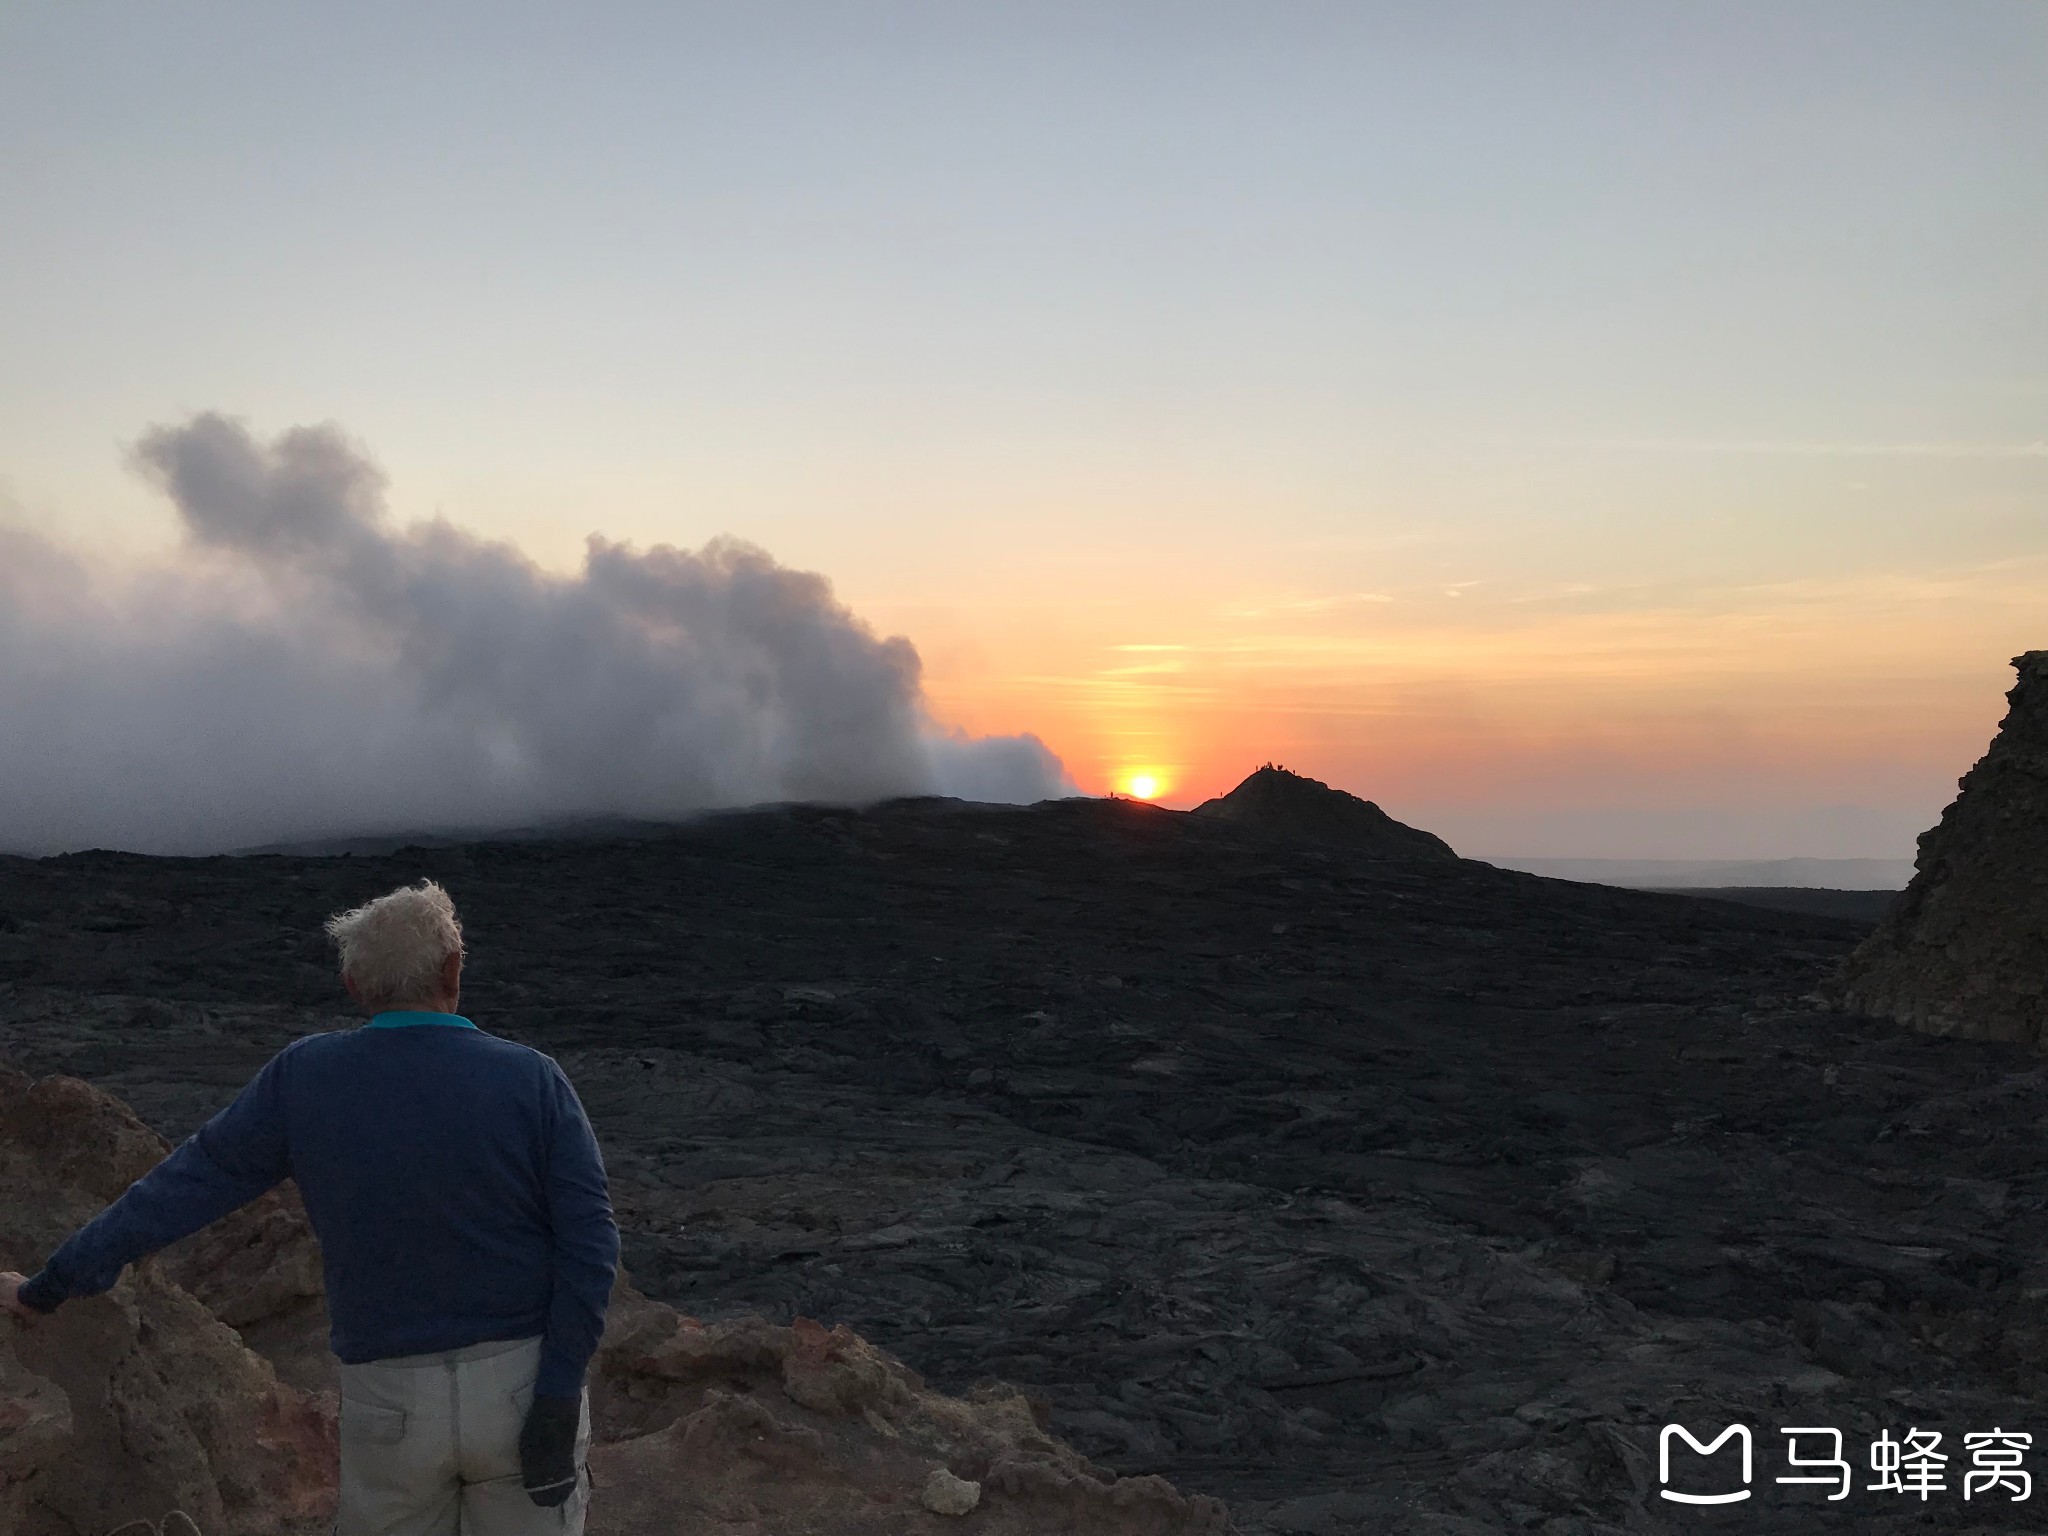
[1124,774,1162,800]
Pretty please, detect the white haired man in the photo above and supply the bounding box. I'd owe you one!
[0,880,618,1535]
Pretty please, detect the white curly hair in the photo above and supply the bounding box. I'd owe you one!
[324,880,465,1010]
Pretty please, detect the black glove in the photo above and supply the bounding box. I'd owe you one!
[518,1393,582,1507]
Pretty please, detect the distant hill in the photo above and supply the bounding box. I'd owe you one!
[1495,857,1913,891]
[232,801,1028,857]
[1190,765,1457,859]
[234,815,690,857]
[1658,887,1899,924]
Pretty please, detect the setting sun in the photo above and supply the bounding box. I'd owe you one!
[1124,774,1163,800]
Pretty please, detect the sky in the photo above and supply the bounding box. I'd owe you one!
[2,1,2043,858]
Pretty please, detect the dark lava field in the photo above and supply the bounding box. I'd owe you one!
[3,797,2045,1534]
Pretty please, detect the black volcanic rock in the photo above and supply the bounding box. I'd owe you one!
[2,796,2040,1533]
[1191,765,1456,859]
[1832,650,2048,1045]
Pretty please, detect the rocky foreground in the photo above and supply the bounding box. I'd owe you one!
[3,794,2046,1532]
[0,1062,1229,1535]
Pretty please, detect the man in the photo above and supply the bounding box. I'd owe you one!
[0,879,618,1535]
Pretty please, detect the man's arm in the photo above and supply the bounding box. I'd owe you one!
[13,1050,294,1313]
[533,1060,619,1399]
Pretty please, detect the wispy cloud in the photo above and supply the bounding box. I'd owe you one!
[1591,438,2048,459]
[1219,591,1395,619]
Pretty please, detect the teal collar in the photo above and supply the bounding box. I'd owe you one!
[367,1011,478,1030]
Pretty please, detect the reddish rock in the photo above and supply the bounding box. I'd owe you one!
[2,1066,171,1201]
[0,1072,337,1536]
[5,1065,1233,1535]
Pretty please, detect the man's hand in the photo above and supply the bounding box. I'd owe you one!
[0,1271,40,1327]
[518,1393,581,1507]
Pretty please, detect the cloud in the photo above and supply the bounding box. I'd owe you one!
[0,413,1071,854]
[1592,438,2048,458]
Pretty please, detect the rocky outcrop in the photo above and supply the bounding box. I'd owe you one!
[1831,651,2048,1044]
[1191,766,1456,859]
[588,1300,1230,1534]
[3,1064,1232,1535]
[0,1065,336,1536]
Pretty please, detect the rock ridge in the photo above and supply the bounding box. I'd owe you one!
[1831,650,2048,1044]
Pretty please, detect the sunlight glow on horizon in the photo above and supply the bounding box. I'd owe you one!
[1,3,2041,860]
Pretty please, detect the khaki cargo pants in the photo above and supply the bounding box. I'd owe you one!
[336,1335,591,1536]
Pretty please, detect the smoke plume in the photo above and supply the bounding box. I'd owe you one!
[0,414,1071,854]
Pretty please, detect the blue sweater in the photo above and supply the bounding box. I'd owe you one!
[19,1014,618,1399]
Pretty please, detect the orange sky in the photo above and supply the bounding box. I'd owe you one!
[893,549,2042,856]
[3,5,2043,859]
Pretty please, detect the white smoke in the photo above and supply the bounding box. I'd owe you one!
[0,413,1072,854]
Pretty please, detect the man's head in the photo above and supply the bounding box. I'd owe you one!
[325,880,465,1013]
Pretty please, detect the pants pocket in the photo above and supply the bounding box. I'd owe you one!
[341,1398,408,1446]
